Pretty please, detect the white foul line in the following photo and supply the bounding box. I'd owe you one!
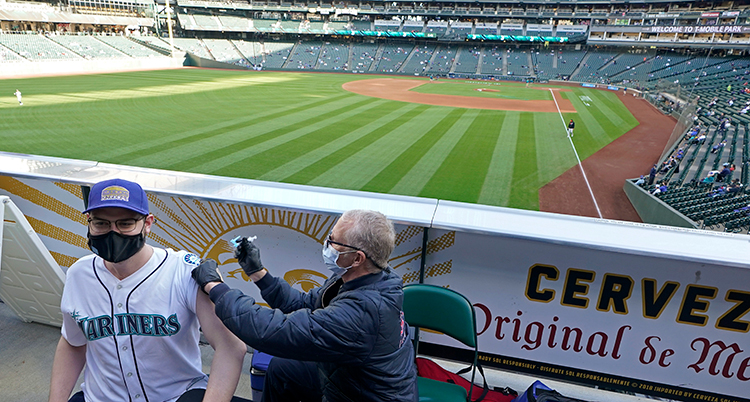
[549,89,603,219]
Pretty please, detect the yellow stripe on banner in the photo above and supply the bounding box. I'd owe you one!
[0,176,87,225]
[148,232,181,253]
[25,215,88,250]
[54,182,84,199]
[49,251,80,270]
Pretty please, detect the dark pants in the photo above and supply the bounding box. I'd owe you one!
[69,389,251,402]
[262,357,322,402]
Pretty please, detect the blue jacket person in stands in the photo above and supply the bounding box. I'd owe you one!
[192,209,418,402]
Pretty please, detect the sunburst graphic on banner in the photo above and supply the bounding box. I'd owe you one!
[148,196,456,287]
[0,176,89,269]
[148,196,340,292]
[0,176,456,289]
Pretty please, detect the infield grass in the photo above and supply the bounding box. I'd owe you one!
[0,69,638,210]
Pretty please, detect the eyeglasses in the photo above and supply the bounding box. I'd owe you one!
[325,234,384,269]
[325,234,362,253]
[88,217,144,234]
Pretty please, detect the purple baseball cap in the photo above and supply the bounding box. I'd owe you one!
[83,178,149,216]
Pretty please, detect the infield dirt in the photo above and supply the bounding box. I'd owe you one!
[343,78,576,113]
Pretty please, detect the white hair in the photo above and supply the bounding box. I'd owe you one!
[339,209,395,271]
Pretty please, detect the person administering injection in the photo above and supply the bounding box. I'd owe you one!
[191,209,418,402]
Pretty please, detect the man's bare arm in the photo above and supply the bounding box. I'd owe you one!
[195,289,247,402]
[49,336,86,402]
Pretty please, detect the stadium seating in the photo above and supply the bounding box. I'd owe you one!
[202,39,247,65]
[473,22,497,36]
[374,43,413,73]
[232,40,264,66]
[427,45,457,75]
[96,36,168,58]
[49,35,128,59]
[401,44,437,75]
[452,46,481,75]
[506,47,531,76]
[0,45,27,62]
[571,49,620,83]
[447,23,472,41]
[286,40,324,69]
[170,37,213,59]
[261,42,295,69]
[480,46,504,75]
[316,42,349,71]
[218,15,255,31]
[0,33,83,61]
[349,42,378,72]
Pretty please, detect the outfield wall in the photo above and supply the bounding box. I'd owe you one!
[623,180,698,228]
[0,56,185,78]
[0,151,748,402]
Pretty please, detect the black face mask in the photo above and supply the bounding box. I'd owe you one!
[87,229,146,263]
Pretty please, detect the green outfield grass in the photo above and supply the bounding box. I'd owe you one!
[0,70,638,210]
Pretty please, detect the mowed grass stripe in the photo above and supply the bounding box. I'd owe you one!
[361,109,467,193]
[124,94,362,167]
[311,106,452,190]
[230,99,399,179]
[116,92,356,162]
[167,97,378,173]
[477,111,516,206]
[267,102,421,183]
[535,113,579,185]
[508,112,538,209]
[0,74,295,109]
[580,90,633,130]
[418,110,504,203]
[206,97,384,176]
[564,102,605,156]
[306,105,436,189]
[389,109,480,196]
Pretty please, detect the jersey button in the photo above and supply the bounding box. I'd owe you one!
[135,394,141,399]
[117,285,123,289]
[117,303,123,308]
[127,372,133,377]
[122,346,128,351]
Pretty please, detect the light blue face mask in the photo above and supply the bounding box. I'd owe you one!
[322,243,356,277]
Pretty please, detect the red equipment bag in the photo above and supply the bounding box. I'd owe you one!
[416,357,517,402]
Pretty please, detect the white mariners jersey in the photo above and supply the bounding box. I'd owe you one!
[61,248,207,402]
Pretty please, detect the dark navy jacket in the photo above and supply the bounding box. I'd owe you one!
[209,269,418,402]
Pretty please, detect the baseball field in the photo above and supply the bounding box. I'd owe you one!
[0,69,640,211]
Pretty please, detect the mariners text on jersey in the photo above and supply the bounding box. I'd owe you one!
[74,312,182,341]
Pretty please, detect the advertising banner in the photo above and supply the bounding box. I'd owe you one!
[644,25,750,34]
[420,229,750,402]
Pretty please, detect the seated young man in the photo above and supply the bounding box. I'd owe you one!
[49,178,248,402]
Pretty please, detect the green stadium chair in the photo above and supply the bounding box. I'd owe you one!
[403,284,478,402]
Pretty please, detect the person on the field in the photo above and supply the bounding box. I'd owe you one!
[567,119,575,137]
[49,178,248,402]
[14,89,22,105]
[191,209,418,402]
